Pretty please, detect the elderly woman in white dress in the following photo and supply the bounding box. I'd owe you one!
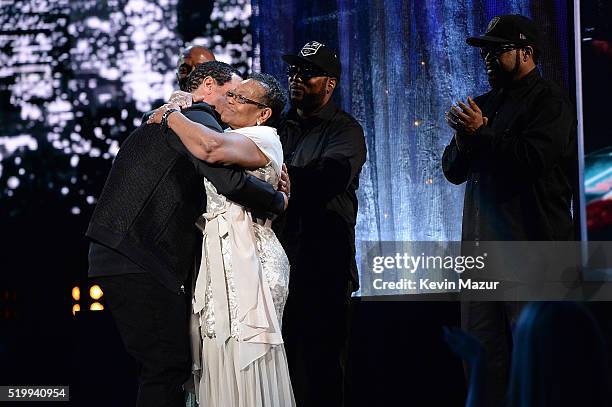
[148,73,295,407]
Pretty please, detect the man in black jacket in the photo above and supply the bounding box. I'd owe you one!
[87,62,287,407]
[442,15,576,406]
[176,45,215,91]
[274,41,367,407]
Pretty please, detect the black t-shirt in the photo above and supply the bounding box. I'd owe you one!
[89,242,146,276]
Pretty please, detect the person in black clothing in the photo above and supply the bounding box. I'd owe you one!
[444,303,609,407]
[442,15,577,406]
[141,46,215,123]
[273,41,367,407]
[176,45,215,91]
[87,61,288,407]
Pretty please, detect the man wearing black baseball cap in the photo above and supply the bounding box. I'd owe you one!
[442,14,577,406]
[273,41,366,407]
[281,40,342,111]
[466,14,541,89]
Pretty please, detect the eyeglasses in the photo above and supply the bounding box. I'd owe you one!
[226,90,269,109]
[286,65,328,80]
[479,44,519,59]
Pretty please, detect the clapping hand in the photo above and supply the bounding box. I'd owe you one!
[445,97,488,136]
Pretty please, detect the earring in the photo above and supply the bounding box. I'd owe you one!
[256,119,261,126]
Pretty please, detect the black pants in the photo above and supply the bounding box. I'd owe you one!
[96,273,191,407]
[461,301,524,407]
[282,271,353,407]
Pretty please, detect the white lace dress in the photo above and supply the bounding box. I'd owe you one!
[189,125,295,407]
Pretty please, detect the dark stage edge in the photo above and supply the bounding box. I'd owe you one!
[64,300,466,407]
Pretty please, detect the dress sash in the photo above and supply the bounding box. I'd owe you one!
[193,203,284,370]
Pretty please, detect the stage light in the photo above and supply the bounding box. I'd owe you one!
[414,120,421,126]
[72,286,80,301]
[89,284,103,300]
[72,304,81,316]
[90,302,104,311]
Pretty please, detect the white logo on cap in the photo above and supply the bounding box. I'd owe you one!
[519,33,526,40]
[300,41,324,57]
[486,17,500,33]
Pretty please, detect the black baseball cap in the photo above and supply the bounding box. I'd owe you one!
[282,41,341,79]
[467,15,540,48]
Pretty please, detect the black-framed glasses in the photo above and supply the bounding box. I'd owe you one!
[479,44,520,59]
[286,65,328,80]
[226,90,269,109]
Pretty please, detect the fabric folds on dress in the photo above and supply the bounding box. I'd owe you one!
[193,200,283,369]
[189,125,295,407]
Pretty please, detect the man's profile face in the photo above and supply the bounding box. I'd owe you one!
[190,74,242,118]
[480,44,521,88]
[287,63,332,111]
[209,74,242,117]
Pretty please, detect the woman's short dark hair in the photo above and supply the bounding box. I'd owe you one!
[249,72,287,127]
[187,61,240,93]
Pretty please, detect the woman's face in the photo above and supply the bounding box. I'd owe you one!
[220,79,271,129]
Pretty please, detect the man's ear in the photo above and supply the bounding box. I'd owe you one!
[522,46,534,62]
[203,76,215,95]
[327,77,337,94]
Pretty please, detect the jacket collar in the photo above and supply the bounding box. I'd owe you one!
[286,100,337,124]
[505,67,540,91]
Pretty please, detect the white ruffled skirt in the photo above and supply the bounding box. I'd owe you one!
[192,337,296,407]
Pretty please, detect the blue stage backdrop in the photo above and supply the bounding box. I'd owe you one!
[251,0,572,293]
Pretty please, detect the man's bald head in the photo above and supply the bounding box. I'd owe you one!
[185,45,215,63]
[177,46,216,91]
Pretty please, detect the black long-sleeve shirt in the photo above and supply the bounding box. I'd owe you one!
[273,101,367,289]
[442,69,577,241]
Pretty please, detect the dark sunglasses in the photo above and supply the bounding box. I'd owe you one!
[479,44,520,59]
[286,65,328,80]
[226,90,269,109]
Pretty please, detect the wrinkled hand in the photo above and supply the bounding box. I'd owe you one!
[443,326,484,365]
[278,164,291,210]
[168,90,194,109]
[445,97,487,136]
[278,163,291,196]
[147,103,180,124]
